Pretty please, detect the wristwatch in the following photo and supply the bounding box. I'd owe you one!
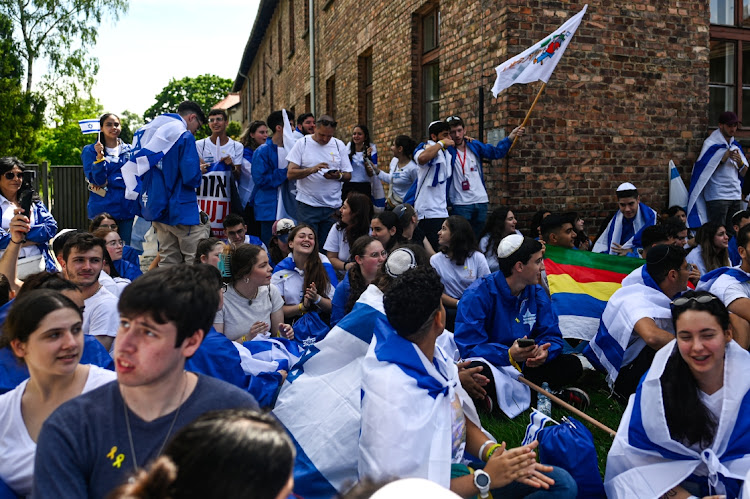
[473,469,491,498]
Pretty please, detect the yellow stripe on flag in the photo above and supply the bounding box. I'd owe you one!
[547,274,621,302]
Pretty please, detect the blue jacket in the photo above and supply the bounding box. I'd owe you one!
[330,272,351,327]
[139,132,202,226]
[81,143,140,220]
[113,258,142,281]
[729,236,741,266]
[0,200,58,272]
[445,137,512,191]
[454,271,565,368]
[251,138,289,221]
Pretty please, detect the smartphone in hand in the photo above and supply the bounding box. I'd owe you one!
[517,338,535,348]
[18,171,35,218]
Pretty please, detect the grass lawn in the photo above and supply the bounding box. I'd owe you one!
[479,370,626,477]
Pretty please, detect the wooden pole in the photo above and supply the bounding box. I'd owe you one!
[518,376,617,438]
[507,81,547,155]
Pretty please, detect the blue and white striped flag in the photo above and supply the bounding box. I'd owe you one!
[522,409,553,445]
[668,160,688,210]
[78,119,100,135]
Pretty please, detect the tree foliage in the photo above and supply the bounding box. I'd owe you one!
[37,94,102,165]
[0,12,45,161]
[0,0,128,93]
[144,74,233,122]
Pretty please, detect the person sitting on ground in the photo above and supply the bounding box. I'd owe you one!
[661,217,690,249]
[93,227,142,281]
[0,290,116,497]
[695,223,750,349]
[324,192,373,276]
[479,208,520,273]
[686,221,730,275]
[605,290,750,498]
[430,215,490,331]
[593,182,657,256]
[222,213,267,250]
[370,211,404,253]
[528,209,551,240]
[728,209,750,265]
[32,265,259,499]
[359,267,577,497]
[454,235,587,412]
[195,237,225,268]
[393,203,435,256]
[585,245,691,400]
[376,135,419,209]
[271,224,337,324]
[100,246,131,297]
[110,409,295,499]
[330,235,387,327]
[90,212,142,264]
[214,244,294,343]
[268,218,295,268]
[539,213,578,295]
[623,224,668,259]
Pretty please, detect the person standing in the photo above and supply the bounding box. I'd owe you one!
[286,115,352,245]
[688,111,749,232]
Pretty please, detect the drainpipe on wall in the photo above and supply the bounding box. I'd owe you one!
[309,0,316,115]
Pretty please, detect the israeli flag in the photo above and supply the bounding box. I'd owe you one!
[522,409,554,445]
[78,119,100,135]
[668,160,688,209]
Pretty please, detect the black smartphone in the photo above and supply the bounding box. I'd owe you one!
[517,338,535,348]
[18,171,35,219]
[99,131,104,145]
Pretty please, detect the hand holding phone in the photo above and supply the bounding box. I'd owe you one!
[18,171,35,219]
[517,338,535,348]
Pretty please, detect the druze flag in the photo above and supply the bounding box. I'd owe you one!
[492,5,588,97]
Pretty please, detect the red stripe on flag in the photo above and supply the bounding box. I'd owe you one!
[544,260,628,284]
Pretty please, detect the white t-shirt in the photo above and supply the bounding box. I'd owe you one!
[704,154,742,201]
[286,136,353,208]
[710,268,750,307]
[214,284,285,341]
[195,136,244,166]
[479,234,499,273]
[685,245,729,276]
[413,147,450,220]
[430,252,490,299]
[346,143,377,183]
[271,254,336,305]
[323,225,350,261]
[0,365,115,496]
[378,157,420,202]
[98,271,120,298]
[83,285,120,344]
[449,147,489,205]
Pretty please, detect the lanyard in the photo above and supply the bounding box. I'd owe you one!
[457,147,467,175]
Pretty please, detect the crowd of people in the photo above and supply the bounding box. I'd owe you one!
[0,102,747,498]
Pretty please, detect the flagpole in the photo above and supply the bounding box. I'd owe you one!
[508,82,547,155]
[518,376,617,437]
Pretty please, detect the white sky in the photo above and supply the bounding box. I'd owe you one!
[87,0,261,116]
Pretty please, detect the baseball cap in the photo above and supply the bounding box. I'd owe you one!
[719,111,740,126]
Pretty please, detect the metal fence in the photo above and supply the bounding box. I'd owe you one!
[50,165,88,230]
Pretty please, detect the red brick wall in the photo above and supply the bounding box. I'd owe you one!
[238,0,710,232]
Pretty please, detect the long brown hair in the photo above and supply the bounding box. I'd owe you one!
[289,224,332,298]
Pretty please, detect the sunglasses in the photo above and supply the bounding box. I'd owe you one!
[208,117,225,123]
[3,172,22,180]
[317,119,338,127]
[671,295,718,307]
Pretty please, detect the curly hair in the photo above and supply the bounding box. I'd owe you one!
[383,267,444,341]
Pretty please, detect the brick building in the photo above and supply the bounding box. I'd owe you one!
[232,0,745,230]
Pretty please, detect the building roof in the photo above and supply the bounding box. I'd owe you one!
[232,0,279,92]
[212,93,241,110]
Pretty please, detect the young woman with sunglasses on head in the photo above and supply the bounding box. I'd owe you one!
[606,291,750,498]
[0,157,58,276]
[81,113,139,244]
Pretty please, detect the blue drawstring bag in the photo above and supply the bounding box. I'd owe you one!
[292,311,330,346]
[538,417,606,499]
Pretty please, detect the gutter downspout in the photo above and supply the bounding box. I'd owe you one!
[309,0,316,115]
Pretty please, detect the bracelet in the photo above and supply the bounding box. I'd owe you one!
[437,140,444,149]
[93,157,105,164]
[478,440,495,463]
[9,238,24,245]
[508,350,522,372]
[485,444,504,461]
[314,294,322,305]
[338,171,343,180]
[298,303,306,313]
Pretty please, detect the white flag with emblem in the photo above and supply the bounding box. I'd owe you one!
[521,409,553,445]
[492,5,588,97]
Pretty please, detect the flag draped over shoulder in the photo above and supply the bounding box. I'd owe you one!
[544,245,643,341]
[492,5,588,97]
[78,119,100,135]
[277,109,298,221]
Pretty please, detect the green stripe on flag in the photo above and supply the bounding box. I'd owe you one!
[544,245,644,274]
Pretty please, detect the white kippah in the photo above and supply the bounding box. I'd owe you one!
[371,479,461,498]
[497,234,524,259]
[384,248,417,278]
[616,182,637,192]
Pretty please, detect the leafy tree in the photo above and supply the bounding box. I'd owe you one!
[0,12,45,161]
[37,94,102,165]
[227,121,242,141]
[144,74,233,122]
[0,0,128,93]
[119,110,144,144]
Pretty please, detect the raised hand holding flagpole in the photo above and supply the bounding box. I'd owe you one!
[493,5,588,154]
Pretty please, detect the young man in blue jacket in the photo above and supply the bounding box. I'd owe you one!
[445,115,525,237]
[454,234,586,412]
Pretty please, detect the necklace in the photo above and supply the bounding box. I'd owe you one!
[235,281,260,305]
[122,371,188,474]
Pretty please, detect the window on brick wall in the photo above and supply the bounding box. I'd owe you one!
[358,51,373,131]
[289,0,295,53]
[326,75,336,118]
[710,0,750,127]
[414,4,440,138]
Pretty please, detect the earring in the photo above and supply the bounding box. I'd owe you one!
[244,277,250,284]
